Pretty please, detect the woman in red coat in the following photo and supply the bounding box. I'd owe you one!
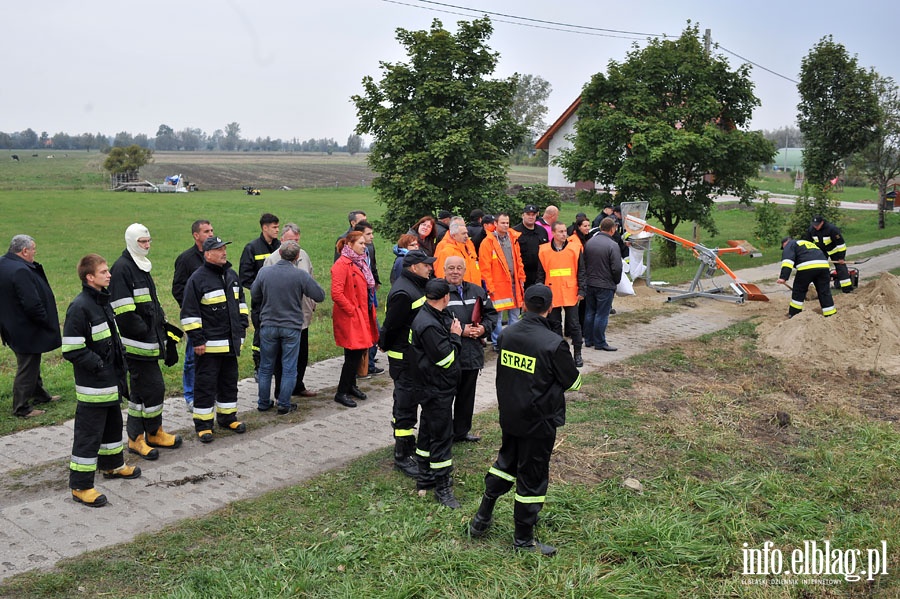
[331,231,379,408]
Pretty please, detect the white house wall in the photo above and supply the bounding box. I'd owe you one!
[547,114,578,188]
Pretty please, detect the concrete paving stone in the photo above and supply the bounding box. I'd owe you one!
[0,517,64,577]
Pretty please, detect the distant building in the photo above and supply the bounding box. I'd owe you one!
[534,97,595,190]
[770,148,804,172]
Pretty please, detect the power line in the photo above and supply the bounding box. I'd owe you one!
[383,0,798,84]
[379,0,648,41]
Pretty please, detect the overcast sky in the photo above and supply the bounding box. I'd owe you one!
[2,0,898,143]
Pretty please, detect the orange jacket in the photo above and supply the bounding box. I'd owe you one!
[478,229,525,312]
[567,233,584,254]
[433,236,481,285]
[538,242,582,307]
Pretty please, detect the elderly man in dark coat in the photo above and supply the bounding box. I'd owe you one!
[0,234,62,418]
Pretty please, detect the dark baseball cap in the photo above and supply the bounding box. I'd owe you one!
[523,204,539,214]
[425,277,451,300]
[524,284,553,312]
[482,214,495,224]
[811,215,824,225]
[202,236,231,251]
[403,249,436,267]
[437,210,452,220]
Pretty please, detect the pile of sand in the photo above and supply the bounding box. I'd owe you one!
[756,273,900,374]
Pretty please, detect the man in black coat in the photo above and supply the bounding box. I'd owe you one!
[0,234,62,418]
[512,204,549,289]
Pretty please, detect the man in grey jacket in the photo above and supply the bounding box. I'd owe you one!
[582,218,622,352]
[251,241,325,415]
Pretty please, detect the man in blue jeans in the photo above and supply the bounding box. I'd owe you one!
[251,241,325,414]
[582,218,622,351]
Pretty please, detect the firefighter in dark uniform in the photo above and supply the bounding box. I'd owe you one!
[239,213,280,375]
[442,255,498,442]
[468,284,582,555]
[379,249,434,478]
[181,236,250,442]
[777,236,836,318]
[410,277,463,508]
[63,254,141,507]
[110,224,183,462]
[805,215,852,293]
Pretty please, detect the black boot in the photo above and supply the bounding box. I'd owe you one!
[573,346,583,367]
[434,474,461,509]
[393,437,418,478]
[415,455,436,491]
[514,522,557,556]
[468,495,497,538]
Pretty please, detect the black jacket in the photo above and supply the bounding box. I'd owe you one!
[512,223,549,288]
[446,281,497,370]
[110,251,168,361]
[496,312,582,437]
[583,232,623,290]
[0,252,61,354]
[380,269,429,357]
[61,285,128,405]
[779,239,830,281]
[804,221,847,260]
[172,245,204,307]
[239,234,280,289]
[181,261,249,356]
[411,303,461,396]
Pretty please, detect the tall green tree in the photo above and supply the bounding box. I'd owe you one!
[103,144,153,174]
[224,122,242,151]
[346,133,362,156]
[851,73,900,229]
[797,36,879,186]
[556,24,775,266]
[352,17,524,238]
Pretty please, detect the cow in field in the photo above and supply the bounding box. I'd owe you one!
[10,155,18,161]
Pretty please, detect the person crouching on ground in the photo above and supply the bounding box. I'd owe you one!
[63,254,141,507]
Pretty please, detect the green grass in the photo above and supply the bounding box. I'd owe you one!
[752,172,882,203]
[1,322,897,598]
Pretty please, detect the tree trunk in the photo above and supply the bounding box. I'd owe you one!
[878,182,887,230]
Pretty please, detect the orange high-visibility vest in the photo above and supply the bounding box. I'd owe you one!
[538,242,581,307]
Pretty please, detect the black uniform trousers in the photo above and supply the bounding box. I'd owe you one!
[388,356,419,439]
[833,260,853,291]
[274,328,310,396]
[482,430,557,528]
[12,352,53,417]
[250,305,262,369]
[69,402,125,490]
[548,305,582,348]
[416,390,455,476]
[125,358,164,440]
[452,369,479,440]
[192,353,239,433]
[790,269,835,317]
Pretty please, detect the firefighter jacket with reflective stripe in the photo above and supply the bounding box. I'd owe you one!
[62,284,128,405]
[239,234,280,288]
[804,221,847,259]
[446,281,498,370]
[433,236,481,284]
[380,269,429,358]
[779,239,830,281]
[181,261,249,356]
[410,303,461,395]
[496,312,582,438]
[536,240,585,308]
[479,229,525,312]
[109,250,169,361]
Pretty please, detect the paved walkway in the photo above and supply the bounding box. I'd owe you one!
[1,238,899,581]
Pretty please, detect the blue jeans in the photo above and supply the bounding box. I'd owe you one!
[183,335,195,407]
[584,287,615,348]
[491,308,521,348]
[258,326,301,410]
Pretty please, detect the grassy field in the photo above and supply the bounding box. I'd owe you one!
[1,321,897,598]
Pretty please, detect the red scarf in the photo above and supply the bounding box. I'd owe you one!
[341,244,375,290]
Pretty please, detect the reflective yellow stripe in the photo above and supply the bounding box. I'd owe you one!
[411,296,426,309]
[111,298,136,314]
[796,260,829,270]
[493,297,514,310]
[69,461,97,472]
[567,374,583,391]
[548,268,571,277]
[436,350,455,369]
[488,466,515,482]
[201,290,227,305]
[387,350,404,360]
[415,448,431,458]
[75,385,119,403]
[515,494,546,504]
[394,428,415,438]
[254,253,271,261]
[789,300,804,310]
[431,459,452,469]
[205,339,231,353]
